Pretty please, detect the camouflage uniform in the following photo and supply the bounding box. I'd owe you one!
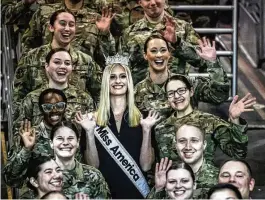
[155,110,248,163]
[21,2,116,68]
[63,160,111,199]
[147,159,218,199]
[122,16,200,84]
[134,42,230,120]
[14,84,94,129]
[193,159,219,199]
[13,44,102,120]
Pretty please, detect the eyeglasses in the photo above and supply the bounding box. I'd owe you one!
[41,102,66,113]
[167,87,187,98]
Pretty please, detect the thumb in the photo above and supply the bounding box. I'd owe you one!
[230,95,239,106]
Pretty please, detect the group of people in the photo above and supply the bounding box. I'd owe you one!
[2,0,258,199]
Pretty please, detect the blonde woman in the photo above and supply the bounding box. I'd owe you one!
[75,55,160,199]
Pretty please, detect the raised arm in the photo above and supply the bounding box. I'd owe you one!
[3,119,36,187]
[75,111,99,168]
[139,110,161,171]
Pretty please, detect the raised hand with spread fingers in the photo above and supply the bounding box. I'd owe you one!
[19,119,36,151]
[155,157,173,192]
[229,93,256,124]
[75,111,96,132]
[96,7,116,33]
[196,37,217,61]
[140,110,162,131]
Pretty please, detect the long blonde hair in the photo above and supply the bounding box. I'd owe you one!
[97,64,141,127]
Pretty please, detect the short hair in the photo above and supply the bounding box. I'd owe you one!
[144,34,170,54]
[166,161,195,183]
[165,74,193,92]
[40,191,67,199]
[175,121,205,140]
[49,9,76,26]
[38,88,67,113]
[207,183,243,199]
[97,63,141,127]
[220,159,253,178]
[45,48,72,64]
[50,121,80,140]
[27,154,54,193]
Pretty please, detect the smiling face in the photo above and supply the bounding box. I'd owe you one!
[52,126,79,159]
[175,125,205,166]
[35,160,63,196]
[166,80,193,112]
[166,168,195,200]
[218,161,255,199]
[109,65,128,96]
[49,12,76,46]
[139,0,165,18]
[209,188,239,200]
[45,51,72,84]
[144,38,170,72]
[42,92,66,126]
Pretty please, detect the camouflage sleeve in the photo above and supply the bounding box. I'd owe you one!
[147,187,166,199]
[85,92,96,113]
[172,40,230,104]
[86,59,102,106]
[192,59,230,105]
[21,7,43,53]
[1,0,36,25]
[213,117,248,159]
[183,21,200,45]
[3,132,32,187]
[88,168,111,199]
[13,94,34,132]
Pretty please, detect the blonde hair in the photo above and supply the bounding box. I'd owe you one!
[97,64,141,127]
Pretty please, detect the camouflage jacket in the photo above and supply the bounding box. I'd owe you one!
[13,44,102,119]
[3,121,53,189]
[4,121,85,188]
[154,110,248,163]
[193,159,219,199]
[63,160,111,199]
[21,2,115,68]
[122,15,200,84]
[147,159,218,199]
[1,0,107,32]
[13,84,94,129]
[134,54,229,120]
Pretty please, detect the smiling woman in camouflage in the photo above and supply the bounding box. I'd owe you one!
[155,74,256,164]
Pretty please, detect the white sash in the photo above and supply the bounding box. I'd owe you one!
[94,126,150,198]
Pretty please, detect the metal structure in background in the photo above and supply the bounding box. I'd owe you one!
[171,1,239,97]
[239,0,265,68]
[1,25,15,147]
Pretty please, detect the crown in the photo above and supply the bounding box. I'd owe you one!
[105,54,130,66]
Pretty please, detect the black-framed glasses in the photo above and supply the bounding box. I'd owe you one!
[41,102,66,113]
[167,87,187,98]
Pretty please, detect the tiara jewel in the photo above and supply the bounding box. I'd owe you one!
[105,54,129,66]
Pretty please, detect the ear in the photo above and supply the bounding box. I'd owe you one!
[29,177,39,188]
[45,62,49,70]
[190,87,194,97]
[77,139,80,149]
[193,182,197,190]
[50,139,54,149]
[48,24,54,33]
[143,51,148,61]
[138,0,143,7]
[249,178,255,191]
[203,140,207,150]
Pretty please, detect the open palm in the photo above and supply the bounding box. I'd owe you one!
[96,7,116,33]
[155,157,172,191]
[19,119,36,150]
